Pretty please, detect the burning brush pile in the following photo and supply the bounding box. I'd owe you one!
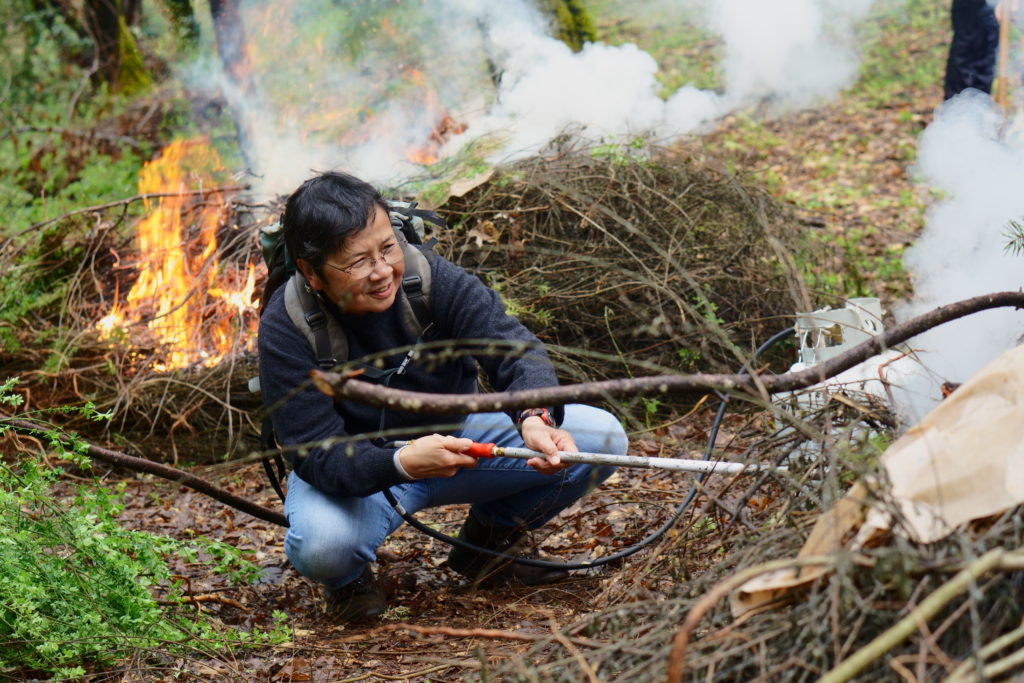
[0,136,271,462]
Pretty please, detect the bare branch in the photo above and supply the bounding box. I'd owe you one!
[1,185,250,252]
[311,291,1024,413]
[2,417,287,527]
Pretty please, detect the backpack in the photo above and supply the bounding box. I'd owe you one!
[252,200,448,502]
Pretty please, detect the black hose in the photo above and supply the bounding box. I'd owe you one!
[383,326,796,571]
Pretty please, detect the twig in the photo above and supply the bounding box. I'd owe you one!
[312,292,1024,414]
[0,185,249,252]
[349,622,603,649]
[1,416,287,527]
[666,555,846,683]
[544,608,601,683]
[994,3,1012,110]
[945,618,1024,681]
[327,664,450,682]
[818,549,1006,683]
[14,124,143,149]
[974,645,1024,680]
[158,594,250,611]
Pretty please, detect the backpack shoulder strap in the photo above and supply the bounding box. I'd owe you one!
[397,240,434,339]
[387,200,446,246]
[283,272,347,370]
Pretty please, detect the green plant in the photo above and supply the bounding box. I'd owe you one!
[0,1,153,241]
[1004,217,1024,256]
[589,137,651,166]
[801,227,908,299]
[485,273,553,328]
[694,295,724,327]
[641,397,662,427]
[0,226,87,352]
[853,0,947,108]
[0,378,287,678]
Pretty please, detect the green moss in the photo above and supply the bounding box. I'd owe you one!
[542,0,598,51]
[116,15,152,95]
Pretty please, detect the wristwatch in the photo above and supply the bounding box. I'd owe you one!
[516,407,555,429]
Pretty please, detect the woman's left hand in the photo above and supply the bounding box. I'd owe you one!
[520,416,576,474]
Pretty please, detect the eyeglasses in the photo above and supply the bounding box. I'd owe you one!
[323,242,403,278]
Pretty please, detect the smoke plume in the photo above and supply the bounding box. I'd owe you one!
[187,0,889,197]
[893,92,1024,423]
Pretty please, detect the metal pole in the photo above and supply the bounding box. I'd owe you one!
[391,441,787,475]
[493,446,786,474]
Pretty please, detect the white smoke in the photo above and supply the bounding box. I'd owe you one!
[187,0,891,197]
[698,0,876,108]
[446,0,883,163]
[892,92,1024,424]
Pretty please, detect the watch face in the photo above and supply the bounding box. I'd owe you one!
[520,408,552,426]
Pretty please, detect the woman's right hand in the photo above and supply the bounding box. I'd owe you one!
[396,434,478,479]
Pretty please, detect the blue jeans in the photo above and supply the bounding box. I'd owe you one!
[283,404,626,588]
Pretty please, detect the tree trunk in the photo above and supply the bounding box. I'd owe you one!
[208,0,257,171]
[85,0,120,82]
[81,0,149,91]
[209,0,253,90]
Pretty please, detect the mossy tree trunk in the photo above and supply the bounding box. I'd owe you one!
[37,0,150,92]
[83,0,147,90]
[539,0,598,52]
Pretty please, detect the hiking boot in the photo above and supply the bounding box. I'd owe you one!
[447,514,569,586]
[323,566,387,623]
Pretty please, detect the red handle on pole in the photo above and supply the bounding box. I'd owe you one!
[465,442,496,458]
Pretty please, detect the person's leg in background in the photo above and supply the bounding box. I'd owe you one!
[945,0,999,100]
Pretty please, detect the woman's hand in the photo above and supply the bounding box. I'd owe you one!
[520,416,576,475]
[397,434,478,479]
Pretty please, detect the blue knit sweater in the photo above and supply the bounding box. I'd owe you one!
[257,249,561,498]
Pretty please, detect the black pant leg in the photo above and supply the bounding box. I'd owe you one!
[944,0,1000,100]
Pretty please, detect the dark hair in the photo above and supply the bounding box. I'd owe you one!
[281,171,388,272]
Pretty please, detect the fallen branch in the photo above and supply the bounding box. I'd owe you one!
[331,664,451,683]
[1,417,288,527]
[971,645,1024,681]
[158,594,250,611]
[312,291,1024,414]
[946,618,1024,681]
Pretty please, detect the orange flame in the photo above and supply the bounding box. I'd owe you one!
[97,137,261,371]
[406,111,468,165]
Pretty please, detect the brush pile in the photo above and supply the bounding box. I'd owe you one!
[435,142,816,386]
[0,192,270,462]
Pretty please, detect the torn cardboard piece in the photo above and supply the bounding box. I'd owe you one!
[732,342,1024,618]
[857,342,1024,544]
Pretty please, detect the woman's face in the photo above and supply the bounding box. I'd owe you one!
[298,205,405,314]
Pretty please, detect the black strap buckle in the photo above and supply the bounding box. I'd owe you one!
[402,274,423,294]
[304,309,326,329]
